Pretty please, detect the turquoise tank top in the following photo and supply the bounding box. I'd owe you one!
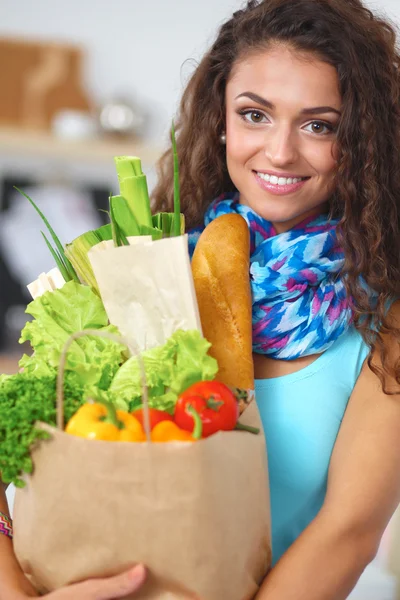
[255,327,369,565]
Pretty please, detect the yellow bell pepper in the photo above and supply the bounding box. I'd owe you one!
[66,401,145,442]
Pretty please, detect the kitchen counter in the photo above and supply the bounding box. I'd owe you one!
[0,354,20,375]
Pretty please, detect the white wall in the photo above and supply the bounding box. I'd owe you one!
[1,0,399,144]
[0,0,242,143]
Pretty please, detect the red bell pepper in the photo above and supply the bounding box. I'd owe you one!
[174,381,238,438]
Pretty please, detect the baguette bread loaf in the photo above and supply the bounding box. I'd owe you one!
[191,213,254,390]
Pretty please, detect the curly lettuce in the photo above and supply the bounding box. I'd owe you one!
[0,372,86,486]
[19,281,125,389]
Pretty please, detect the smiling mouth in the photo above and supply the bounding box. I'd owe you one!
[254,171,310,186]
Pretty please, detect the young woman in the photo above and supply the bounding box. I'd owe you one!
[1,1,400,598]
[152,0,400,597]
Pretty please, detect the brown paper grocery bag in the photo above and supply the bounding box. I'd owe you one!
[13,399,271,600]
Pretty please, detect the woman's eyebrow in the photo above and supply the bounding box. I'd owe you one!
[235,91,341,116]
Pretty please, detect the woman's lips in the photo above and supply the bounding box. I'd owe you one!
[254,172,309,196]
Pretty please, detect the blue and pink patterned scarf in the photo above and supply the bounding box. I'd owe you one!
[188,193,352,360]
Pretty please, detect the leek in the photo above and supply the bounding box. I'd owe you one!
[21,134,185,292]
[113,133,184,240]
[152,212,185,237]
[109,195,140,237]
[153,213,173,237]
[175,214,185,236]
[94,224,113,242]
[114,157,153,229]
[65,231,100,292]
[109,201,129,247]
[139,224,163,241]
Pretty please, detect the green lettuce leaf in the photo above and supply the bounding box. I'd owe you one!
[110,329,218,413]
[19,281,125,388]
[168,329,219,393]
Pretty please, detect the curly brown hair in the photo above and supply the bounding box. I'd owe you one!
[152,0,400,390]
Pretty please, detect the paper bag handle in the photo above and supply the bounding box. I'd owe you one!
[56,329,151,441]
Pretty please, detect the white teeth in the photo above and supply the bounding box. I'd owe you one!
[257,172,305,186]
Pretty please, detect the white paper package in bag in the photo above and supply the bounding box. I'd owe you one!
[89,234,202,352]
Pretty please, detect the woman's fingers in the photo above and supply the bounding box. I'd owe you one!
[91,564,147,600]
[46,564,147,600]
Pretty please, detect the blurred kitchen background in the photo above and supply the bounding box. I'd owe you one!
[1,0,400,597]
[0,0,245,368]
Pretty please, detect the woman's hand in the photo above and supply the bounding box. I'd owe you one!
[17,564,146,600]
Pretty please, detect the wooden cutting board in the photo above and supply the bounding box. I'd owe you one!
[0,37,92,130]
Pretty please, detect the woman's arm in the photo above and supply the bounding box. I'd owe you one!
[256,306,400,600]
[0,484,38,598]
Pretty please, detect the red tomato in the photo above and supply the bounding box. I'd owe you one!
[174,381,238,438]
[133,408,173,430]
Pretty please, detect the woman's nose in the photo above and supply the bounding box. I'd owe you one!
[263,125,299,167]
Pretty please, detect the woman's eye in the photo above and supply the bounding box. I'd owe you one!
[304,121,335,135]
[240,110,268,124]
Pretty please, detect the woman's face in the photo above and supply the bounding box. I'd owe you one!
[225,46,342,232]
